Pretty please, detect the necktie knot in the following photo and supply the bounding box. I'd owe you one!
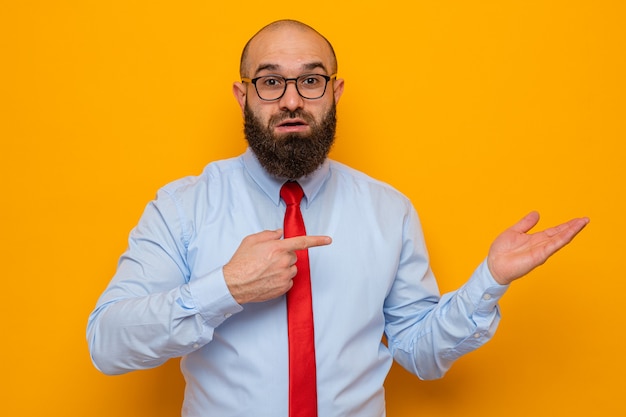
[280,181,304,206]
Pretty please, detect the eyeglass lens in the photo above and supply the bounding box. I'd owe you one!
[254,74,329,100]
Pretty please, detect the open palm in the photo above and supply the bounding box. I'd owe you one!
[487,211,589,285]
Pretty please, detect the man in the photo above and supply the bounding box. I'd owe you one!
[87,20,588,416]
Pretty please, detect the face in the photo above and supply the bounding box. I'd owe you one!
[233,24,344,179]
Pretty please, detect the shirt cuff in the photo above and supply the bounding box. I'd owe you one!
[463,259,509,314]
[185,267,243,328]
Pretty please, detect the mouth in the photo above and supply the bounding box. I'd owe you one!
[274,118,310,134]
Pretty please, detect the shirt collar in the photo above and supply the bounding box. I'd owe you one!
[242,147,330,208]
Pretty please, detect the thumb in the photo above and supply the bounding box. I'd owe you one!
[511,211,540,234]
[250,229,284,243]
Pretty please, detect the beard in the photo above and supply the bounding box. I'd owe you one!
[244,102,337,180]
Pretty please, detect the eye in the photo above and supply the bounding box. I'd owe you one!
[300,75,322,87]
[259,76,284,89]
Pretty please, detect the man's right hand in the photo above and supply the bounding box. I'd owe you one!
[223,229,332,304]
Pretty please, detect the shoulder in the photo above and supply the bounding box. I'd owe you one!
[159,155,245,198]
[328,159,410,203]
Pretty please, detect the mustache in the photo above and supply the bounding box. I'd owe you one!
[269,109,315,126]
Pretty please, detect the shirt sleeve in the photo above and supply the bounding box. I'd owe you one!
[384,207,509,380]
[86,187,242,375]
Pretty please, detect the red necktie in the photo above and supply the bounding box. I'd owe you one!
[280,181,317,417]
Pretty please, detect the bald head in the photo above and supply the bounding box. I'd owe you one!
[239,20,338,78]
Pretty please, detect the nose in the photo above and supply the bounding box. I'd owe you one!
[278,80,304,112]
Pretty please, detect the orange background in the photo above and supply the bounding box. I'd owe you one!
[2,1,624,416]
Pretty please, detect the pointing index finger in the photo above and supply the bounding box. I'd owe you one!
[282,235,332,251]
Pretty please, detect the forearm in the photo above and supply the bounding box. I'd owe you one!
[387,260,508,380]
[87,268,242,375]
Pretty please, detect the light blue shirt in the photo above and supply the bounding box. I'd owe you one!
[87,148,508,417]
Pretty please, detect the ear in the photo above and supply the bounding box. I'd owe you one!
[332,78,345,104]
[232,82,247,115]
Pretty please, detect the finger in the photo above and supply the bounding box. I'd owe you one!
[544,217,590,238]
[543,217,590,250]
[282,235,332,251]
[510,211,541,234]
[288,264,298,277]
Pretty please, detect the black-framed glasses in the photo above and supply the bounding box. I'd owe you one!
[241,73,337,101]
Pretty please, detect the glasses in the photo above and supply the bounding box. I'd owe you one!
[241,73,337,101]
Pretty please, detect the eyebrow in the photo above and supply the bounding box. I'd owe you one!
[254,61,328,76]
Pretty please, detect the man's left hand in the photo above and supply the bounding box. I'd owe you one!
[487,211,589,285]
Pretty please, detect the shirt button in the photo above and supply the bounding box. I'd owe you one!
[224,312,232,318]
[473,332,481,339]
[192,343,200,349]
[482,294,492,301]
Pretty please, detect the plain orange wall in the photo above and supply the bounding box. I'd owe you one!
[2,1,624,416]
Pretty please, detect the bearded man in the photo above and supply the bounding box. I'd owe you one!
[87,19,588,417]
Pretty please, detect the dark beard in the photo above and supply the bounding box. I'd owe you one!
[244,103,337,179]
